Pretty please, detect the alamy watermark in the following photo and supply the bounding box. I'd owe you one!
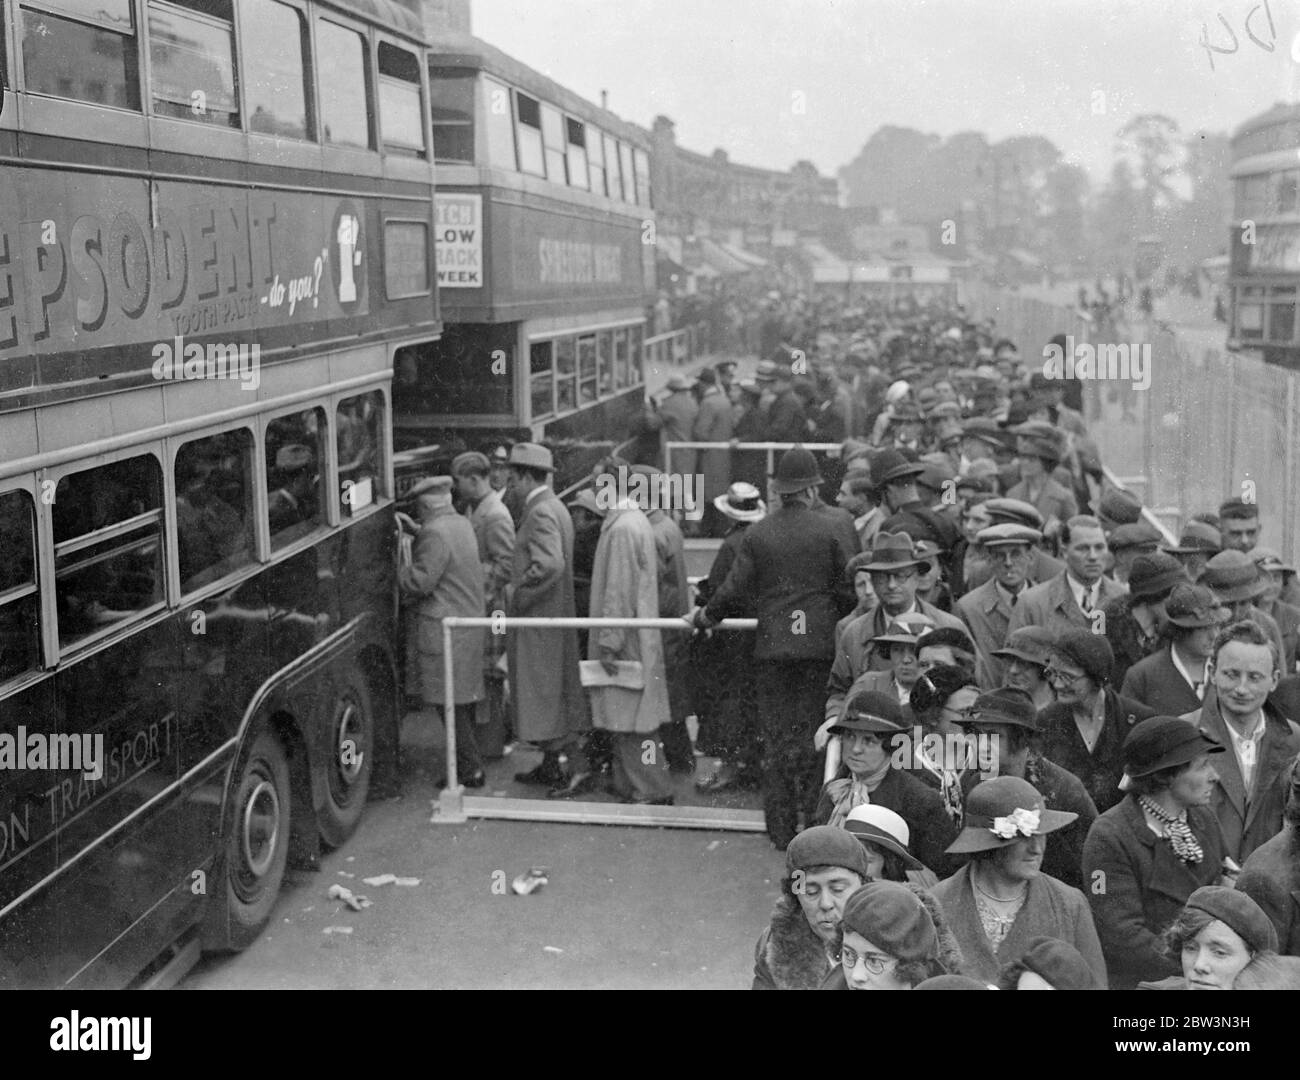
[594,466,703,521]
[1042,335,1151,391]
[151,334,260,391]
[0,727,104,780]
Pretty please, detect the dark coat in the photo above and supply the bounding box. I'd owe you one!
[1038,689,1155,813]
[1119,645,1203,716]
[932,864,1106,986]
[1237,826,1300,957]
[1005,570,1128,641]
[704,502,856,661]
[1271,674,1300,722]
[767,389,809,443]
[1101,593,1162,693]
[1178,697,1300,864]
[1081,795,1226,989]
[959,753,1098,891]
[752,895,834,990]
[814,766,960,877]
[955,577,1016,689]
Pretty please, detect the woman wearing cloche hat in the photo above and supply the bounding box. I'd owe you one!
[931,775,1107,986]
[1138,885,1279,990]
[1081,715,1229,988]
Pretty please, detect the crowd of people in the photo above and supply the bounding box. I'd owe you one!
[393,291,1300,990]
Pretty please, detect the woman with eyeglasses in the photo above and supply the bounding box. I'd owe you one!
[1036,629,1155,813]
[823,880,965,990]
[905,664,980,826]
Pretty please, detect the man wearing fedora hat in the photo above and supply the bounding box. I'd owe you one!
[1199,549,1287,670]
[957,523,1041,689]
[1119,583,1228,715]
[693,483,766,794]
[873,448,962,564]
[1161,519,1221,581]
[1006,422,1077,537]
[826,533,965,721]
[647,373,698,481]
[1238,755,1300,956]
[1081,715,1228,988]
[697,446,857,849]
[504,443,591,791]
[932,775,1105,986]
[1178,619,1300,864]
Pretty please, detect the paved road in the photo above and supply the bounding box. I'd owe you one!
[182,723,783,990]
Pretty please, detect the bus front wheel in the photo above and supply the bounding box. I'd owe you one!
[222,728,291,948]
[318,665,374,848]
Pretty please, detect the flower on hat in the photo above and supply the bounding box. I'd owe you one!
[989,807,1040,839]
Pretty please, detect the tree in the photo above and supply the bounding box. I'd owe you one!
[1115,114,1184,226]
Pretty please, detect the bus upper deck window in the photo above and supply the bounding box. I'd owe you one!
[52,455,164,650]
[377,41,424,157]
[514,91,544,177]
[429,68,475,164]
[482,77,516,169]
[243,0,311,140]
[147,0,238,127]
[266,408,326,550]
[565,117,589,191]
[0,490,40,681]
[318,19,371,149]
[21,0,141,111]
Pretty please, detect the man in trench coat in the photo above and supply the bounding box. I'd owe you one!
[505,443,589,789]
[588,498,674,803]
[398,476,487,785]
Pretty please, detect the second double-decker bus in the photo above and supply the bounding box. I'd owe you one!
[0,0,438,987]
[392,29,657,492]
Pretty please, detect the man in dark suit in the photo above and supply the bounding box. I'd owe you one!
[1006,514,1128,641]
[1179,619,1300,865]
[957,522,1040,689]
[698,446,857,849]
[1120,583,1227,715]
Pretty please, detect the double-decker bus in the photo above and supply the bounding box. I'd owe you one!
[392,29,657,492]
[1228,102,1300,368]
[0,0,438,987]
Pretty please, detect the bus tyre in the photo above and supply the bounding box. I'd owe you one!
[223,729,290,948]
[318,665,374,848]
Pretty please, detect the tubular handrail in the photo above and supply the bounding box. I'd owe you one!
[436,615,756,810]
[664,441,843,485]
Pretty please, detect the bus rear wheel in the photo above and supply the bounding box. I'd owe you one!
[318,665,374,848]
[222,729,291,948]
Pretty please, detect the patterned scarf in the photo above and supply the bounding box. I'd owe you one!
[825,759,892,827]
[1138,795,1204,864]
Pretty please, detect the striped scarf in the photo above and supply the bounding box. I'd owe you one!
[1138,795,1204,865]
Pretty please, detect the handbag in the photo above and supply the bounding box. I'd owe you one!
[578,659,645,690]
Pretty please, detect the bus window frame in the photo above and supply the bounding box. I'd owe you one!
[480,74,516,170]
[375,34,427,160]
[168,422,262,604]
[314,12,378,166]
[144,0,241,130]
[43,444,169,660]
[260,401,337,557]
[334,386,390,516]
[239,0,316,148]
[0,479,46,691]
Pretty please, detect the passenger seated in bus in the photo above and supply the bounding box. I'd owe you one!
[176,442,248,590]
[267,443,319,539]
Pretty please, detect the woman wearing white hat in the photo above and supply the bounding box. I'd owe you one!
[844,804,940,888]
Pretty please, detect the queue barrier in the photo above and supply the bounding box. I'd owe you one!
[433,615,765,831]
[664,441,844,494]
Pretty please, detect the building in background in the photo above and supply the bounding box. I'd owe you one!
[1229,102,1300,369]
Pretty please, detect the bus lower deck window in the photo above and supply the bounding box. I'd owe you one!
[176,429,255,594]
[338,393,385,513]
[266,409,326,549]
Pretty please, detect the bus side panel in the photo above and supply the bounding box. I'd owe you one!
[0,680,63,988]
[50,618,180,988]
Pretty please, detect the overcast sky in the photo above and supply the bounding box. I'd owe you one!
[473,0,1300,180]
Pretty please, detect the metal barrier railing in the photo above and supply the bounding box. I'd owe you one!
[664,441,843,489]
[433,614,757,825]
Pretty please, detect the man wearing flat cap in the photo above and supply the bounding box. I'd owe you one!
[1107,522,1163,586]
[504,443,591,791]
[697,446,857,849]
[1178,619,1300,864]
[398,475,489,787]
[957,523,1041,689]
